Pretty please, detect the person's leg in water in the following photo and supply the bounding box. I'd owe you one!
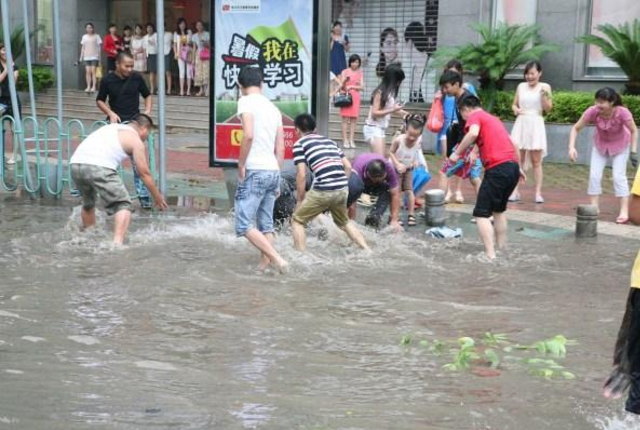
[365,186,390,228]
[493,211,508,250]
[510,149,526,201]
[3,120,15,164]
[254,172,288,272]
[80,206,97,230]
[112,208,132,245]
[476,216,496,259]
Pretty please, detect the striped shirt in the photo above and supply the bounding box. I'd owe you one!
[292,133,348,191]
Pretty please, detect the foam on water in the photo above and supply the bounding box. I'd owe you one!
[591,413,640,429]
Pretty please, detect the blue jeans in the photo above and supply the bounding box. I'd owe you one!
[234,169,280,237]
[132,161,151,207]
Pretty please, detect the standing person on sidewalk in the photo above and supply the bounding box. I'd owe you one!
[234,66,288,273]
[338,54,363,149]
[568,87,638,224]
[79,23,102,93]
[603,163,640,412]
[103,23,123,73]
[70,114,167,245]
[449,95,524,260]
[290,113,369,252]
[0,43,21,165]
[191,20,211,97]
[143,23,158,94]
[509,61,553,204]
[96,51,153,208]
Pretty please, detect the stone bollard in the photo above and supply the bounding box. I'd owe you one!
[575,204,598,238]
[425,189,446,227]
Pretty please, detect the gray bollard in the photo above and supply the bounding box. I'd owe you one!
[425,189,446,227]
[576,204,598,238]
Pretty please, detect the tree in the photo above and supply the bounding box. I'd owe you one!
[0,24,40,63]
[577,19,640,95]
[437,23,557,111]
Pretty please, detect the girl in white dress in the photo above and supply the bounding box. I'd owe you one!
[131,24,147,74]
[509,61,552,203]
[78,23,102,93]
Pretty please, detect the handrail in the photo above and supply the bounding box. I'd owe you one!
[1,116,158,199]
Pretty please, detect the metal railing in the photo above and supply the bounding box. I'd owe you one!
[0,116,158,198]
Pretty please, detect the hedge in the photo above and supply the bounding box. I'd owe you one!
[480,90,640,124]
[16,66,54,92]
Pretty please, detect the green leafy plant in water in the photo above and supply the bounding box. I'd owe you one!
[430,339,445,355]
[524,358,576,380]
[400,334,412,346]
[484,349,501,369]
[530,335,576,358]
[482,332,509,347]
[443,337,480,371]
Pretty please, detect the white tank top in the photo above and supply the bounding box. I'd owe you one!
[70,124,132,170]
[395,135,423,167]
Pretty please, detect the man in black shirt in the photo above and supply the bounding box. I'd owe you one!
[97,51,153,207]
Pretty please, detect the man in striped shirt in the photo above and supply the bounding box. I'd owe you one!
[291,114,369,251]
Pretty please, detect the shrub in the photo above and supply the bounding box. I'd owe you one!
[16,66,55,92]
[483,90,640,124]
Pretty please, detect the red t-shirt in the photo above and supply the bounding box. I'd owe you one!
[464,109,517,170]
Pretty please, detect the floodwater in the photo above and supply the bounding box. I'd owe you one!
[1,193,640,429]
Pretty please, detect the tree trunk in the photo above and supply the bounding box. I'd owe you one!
[624,81,640,96]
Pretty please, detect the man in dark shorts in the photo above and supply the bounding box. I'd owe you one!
[96,51,153,208]
[603,165,640,412]
[449,95,524,259]
[69,114,167,244]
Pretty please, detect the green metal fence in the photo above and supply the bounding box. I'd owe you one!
[0,116,157,198]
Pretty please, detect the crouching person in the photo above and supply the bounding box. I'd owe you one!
[69,113,168,244]
[291,113,369,251]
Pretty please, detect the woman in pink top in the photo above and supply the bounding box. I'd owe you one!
[569,87,638,223]
[338,54,363,148]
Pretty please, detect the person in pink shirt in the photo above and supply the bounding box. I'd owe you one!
[569,87,638,224]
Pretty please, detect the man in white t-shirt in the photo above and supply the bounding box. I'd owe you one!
[234,66,288,273]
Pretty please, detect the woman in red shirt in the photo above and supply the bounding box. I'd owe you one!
[103,23,123,72]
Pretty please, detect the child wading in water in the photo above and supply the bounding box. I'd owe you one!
[389,114,428,226]
[568,87,638,224]
[449,95,524,259]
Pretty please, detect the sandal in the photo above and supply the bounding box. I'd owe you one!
[616,216,629,224]
[407,215,417,226]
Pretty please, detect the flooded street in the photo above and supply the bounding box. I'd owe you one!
[1,194,639,429]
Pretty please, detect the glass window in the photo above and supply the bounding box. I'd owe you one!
[493,0,537,26]
[588,0,640,70]
[34,0,53,64]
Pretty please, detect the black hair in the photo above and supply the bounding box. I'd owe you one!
[116,51,134,63]
[131,113,155,129]
[375,27,398,77]
[176,17,188,35]
[404,21,428,53]
[445,59,463,74]
[238,66,263,88]
[372,63,404,109]
[332,20,342,28]
[85,22,94,29]
[348,54,361,68]
[524,60,542,76]
[457,94,482,110]
[195,20,207,30]
[108,23,117,30]
[123,25,132,32]
[294,113,316,133]
[404,113,426,130]
[439,69,462,87]
[146,23,156,32]
[595,87,623,106]
[134,24,143,32]
[366,159,387,180]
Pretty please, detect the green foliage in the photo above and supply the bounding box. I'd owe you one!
[16,66,54,92]
[0,24,40,63]
[524,358,576,380]
[482,332,509,347]
[436,23,557,110]
[577,19,640,95]
[443,337,480,371]
[486,90,640,124]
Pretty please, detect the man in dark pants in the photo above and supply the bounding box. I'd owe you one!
[96,51,153,208]
[604,164,640,413]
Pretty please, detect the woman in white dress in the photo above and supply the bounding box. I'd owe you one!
[509,61,553,203]
[78,23,102,93]
[131,24,147,74]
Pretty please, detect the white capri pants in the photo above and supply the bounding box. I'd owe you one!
[588,146,630,197]
[177,58,189,79]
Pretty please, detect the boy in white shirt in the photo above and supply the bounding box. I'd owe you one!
[234,67,288,273]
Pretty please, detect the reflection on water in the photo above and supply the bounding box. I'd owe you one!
[1,195,640,429]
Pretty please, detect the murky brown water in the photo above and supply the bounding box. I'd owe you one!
[1,194,640,429]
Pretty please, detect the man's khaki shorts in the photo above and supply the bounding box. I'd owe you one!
[71,163,132,215]
[292,188,349,228]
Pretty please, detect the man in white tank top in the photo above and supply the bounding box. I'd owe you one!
[70,114,168,244]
